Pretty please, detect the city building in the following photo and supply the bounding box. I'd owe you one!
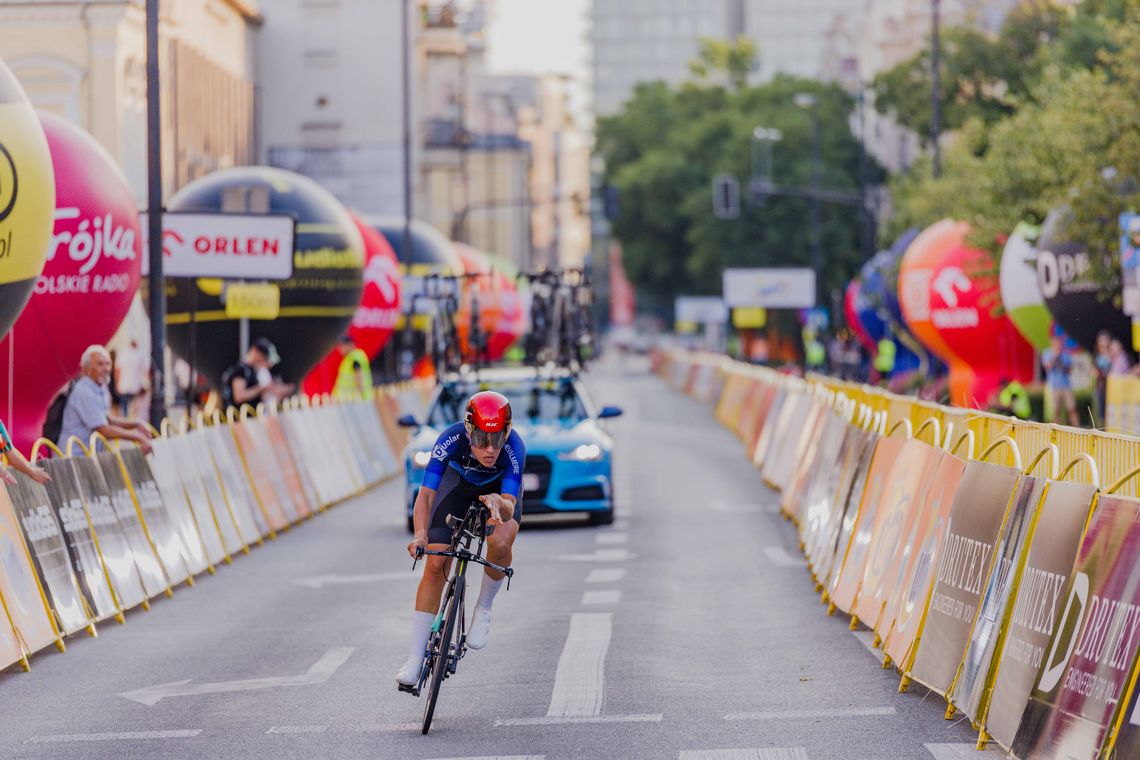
[0,0,261,199]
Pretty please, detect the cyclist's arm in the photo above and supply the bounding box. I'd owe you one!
[412,486,436,542]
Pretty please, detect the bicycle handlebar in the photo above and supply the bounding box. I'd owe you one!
[413,546,514,588]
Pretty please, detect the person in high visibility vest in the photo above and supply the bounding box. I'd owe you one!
[997,377,1032,420]
[334,335,373,400]
[873,337,896,377]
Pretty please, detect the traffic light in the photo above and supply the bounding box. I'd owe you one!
[712,174,740,219]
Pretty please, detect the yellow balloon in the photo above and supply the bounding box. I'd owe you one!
[0,60,55,340]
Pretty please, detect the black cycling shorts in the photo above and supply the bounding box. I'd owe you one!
[427,467,522,545]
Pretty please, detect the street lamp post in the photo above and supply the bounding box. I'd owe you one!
[145,0,165,426]
[931,0,942,178]
[794,93,823,308]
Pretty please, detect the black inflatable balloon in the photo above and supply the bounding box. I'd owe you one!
[364,215,463,272]
[161,167,364,385]
[1035,208,1131,355]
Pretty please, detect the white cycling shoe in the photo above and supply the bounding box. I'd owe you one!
[396,656,423,687]
[466,607,493,650]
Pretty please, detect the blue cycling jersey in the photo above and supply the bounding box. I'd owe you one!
[421,422,526,500]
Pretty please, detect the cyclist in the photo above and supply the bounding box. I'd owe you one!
[397,390,526,689]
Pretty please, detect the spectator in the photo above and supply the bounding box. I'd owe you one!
[1042,336,1078,427]
[873,337,896,386]
[221,338,294,409]
[333,334,373,400]
[0,417,50,486]
[114,339,150,418]
[996,377,1032,420]
[59,345,153,454]
[1093,331,1112,425]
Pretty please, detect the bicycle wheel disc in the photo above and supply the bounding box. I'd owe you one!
[421,577,463,734]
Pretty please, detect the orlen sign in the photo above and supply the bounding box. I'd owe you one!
[140,212,295,280]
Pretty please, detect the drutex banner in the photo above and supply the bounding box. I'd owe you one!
[952,476,1047,725]
[883,452,967,670]
[3,469,90,634]
[818,429,880,591]
[826,432,884,600]
[909,460,1021,696]
[0,477,57,661]
[799,415,857,559]
[852,438,944,633]
[119,447,191,588]
[984,480,1097,750]
[1012,494,1140,760]
[1107,649,1140,759]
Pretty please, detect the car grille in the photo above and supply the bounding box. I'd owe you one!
[524,455,552,500]
[561,485,606,502]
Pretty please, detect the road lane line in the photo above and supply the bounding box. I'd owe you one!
[496,714,662,727]
[546,613,612,717]
[553,549,635,562]
[581,589,622,605]
[26,730,202,743]
[353,723,423,733]
[925,743,1008,759]
[266,725,328,734]
[595,532,628,545]
[762,547,807,568]
[679,749,810,760]
[422,756,544,760]
[586,568,626,584]
[725,706,896,721]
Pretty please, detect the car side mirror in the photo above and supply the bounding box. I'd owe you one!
[397,414,419,427]
[598,406,623,419]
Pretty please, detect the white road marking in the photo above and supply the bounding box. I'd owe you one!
[926,743,1008,758]
[118,647,354,706]
[353,723,423,733]
[495,714,663,727]
[266,725,327,734]
[724,706,896,721]
[850,630,883,662]
[595,532,628,545]
[710,501,779,514]
[293,572,412,589]
[762,547,807,568]
[679,749,810,760]
[422,756,544,760]
[26,730,202,743]
[553,549,635,562]
[546,613,612,717]
[581,589,622,605]
[586,568,626,584]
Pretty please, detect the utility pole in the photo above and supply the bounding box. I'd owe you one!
[931,0,942,178]
[145,0,165,426]
[401,0,413,267]
[795,93,823,307]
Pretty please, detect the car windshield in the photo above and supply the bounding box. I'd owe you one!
[428,380,588,427]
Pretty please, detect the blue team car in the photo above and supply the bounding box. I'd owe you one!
[400,367,623,531]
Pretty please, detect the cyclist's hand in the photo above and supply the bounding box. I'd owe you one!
[479,494,505,526]
[408,535,427,559]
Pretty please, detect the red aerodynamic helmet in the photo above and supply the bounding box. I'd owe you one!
[465,391,512,449]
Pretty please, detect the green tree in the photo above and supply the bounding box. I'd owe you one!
[688,36,759,90]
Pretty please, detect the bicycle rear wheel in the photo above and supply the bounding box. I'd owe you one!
[421,575,463,734]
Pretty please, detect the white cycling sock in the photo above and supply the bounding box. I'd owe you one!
[407,610,435,663]
[475,573,505,611]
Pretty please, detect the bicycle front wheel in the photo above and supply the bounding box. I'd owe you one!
[421,575,463,735]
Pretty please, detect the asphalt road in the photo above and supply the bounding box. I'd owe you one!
[0,355,1003,760]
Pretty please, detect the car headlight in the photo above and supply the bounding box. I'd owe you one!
[412,451,432,468]
[558,443,603,462]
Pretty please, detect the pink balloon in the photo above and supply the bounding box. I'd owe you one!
[0,112,141,453]
[844,279,876,352]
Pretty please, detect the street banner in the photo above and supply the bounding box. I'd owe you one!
[280,411,334,508]
[70,457,148,612]
[262,416,316,519]
[830,435,906,616]
[737,379,765,443]
[1012,493,1140,760]
[882,453,968,669]
[780,401,830,521]
[794,412,850,535]
[0,479,59,659]
[231,421,290,532]
[3,469,91,634]
[748,386,781,468]
[165,434,229,565]
[762,393,813,490]
[909,460,1021,697]
[1104,649,1140,759]
[94,451,168,599]
[333,405,379,488]
[715,372,749,428]
[952,475,1048,726]
[184,431,245,556]
[804,426,870,576]
[825,432,885,600]
[207,426,269,537]
[118,448,190,587]
[244,418,301,524]
[985,480,1097,750]
[139,211,296,280]
[722,268,816,308]
[320,405,366,495]
[147,440,210,577]
[853,439,945,634]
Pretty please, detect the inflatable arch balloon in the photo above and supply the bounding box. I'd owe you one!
[160,166,365,386]
[899,219,1035,408]
[0,61,55,342]
[999,221,1052,350]
[859,232,928,377]
[0,112,142,452]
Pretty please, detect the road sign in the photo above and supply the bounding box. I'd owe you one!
[140,212,296,280]
[675,296,728,325]
[722,268,816,308]
[712,175,740,220]
[225,283,280,320]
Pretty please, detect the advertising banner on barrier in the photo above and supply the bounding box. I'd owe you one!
[322,405,366,495]
[909,461,1021,696]
[279,411,331,508]
[831,435,905,615]
[714,373,745,427]
[333,405,379,488]
[985,480,1097,750]
[118,448,190,587]
[883,452,968,668]
[853,439,945,633]
[804,425,868,574]
[182,431,244,556]
[262,416,316,519]
[780,402,830,521]
[94,451,168,599]
[4,470,91,634]
[1107,651,1140,759]
[164,435,229,565]
[750,387,784,469]
[0,479,58,659]
[762,394,813,490]
[231,421,290,531]
[818,429,881,588]
[70,457,148,612]
[952,475,1048,725]
[375,393,407,459]
[795,413,850,536]
[147,440,210,576]
[40,458,119,620]
[1012,494,1140,760]
[198,426,263,546]
[737,380,766,443]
